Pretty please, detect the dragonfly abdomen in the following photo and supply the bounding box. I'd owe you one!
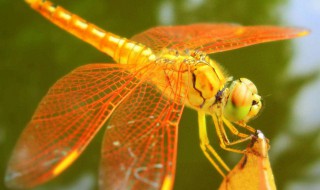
[105,39,156,65]
[25,0,156,65]
[26,1,108,52]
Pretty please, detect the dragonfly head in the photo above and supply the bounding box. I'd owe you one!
[223,78,262,123]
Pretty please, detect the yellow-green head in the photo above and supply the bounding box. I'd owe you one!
[223,78,262,123]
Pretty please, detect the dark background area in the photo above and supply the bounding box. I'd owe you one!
[1,0,319,189]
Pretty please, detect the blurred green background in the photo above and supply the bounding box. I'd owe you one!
[1,0,319,189]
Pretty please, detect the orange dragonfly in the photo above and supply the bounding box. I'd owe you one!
[6,0,308,189]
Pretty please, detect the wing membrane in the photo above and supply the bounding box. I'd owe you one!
[132,24,308,54]
[99,66,187,190]
[5,63,150,189]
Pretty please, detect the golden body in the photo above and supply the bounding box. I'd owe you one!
[5,1,308,189]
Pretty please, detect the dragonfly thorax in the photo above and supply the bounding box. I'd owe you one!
[176,54,229,112]
[154,49,262,124]
[155,49,212,66]
[152,49,228,110]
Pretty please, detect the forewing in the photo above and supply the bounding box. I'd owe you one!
[5,63,148,189]
[99,66,187,190]
[132,24,308,54]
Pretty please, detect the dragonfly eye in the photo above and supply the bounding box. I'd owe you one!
[223,78,262,122]
[239,78,258,94]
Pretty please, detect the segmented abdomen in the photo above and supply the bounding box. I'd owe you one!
[25,0,155,65]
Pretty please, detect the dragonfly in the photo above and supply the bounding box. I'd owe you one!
[6,0,308,189]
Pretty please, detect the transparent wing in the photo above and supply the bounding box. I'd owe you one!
[132,24,308,54]
[5,63,150,189]
[99,66,187,190]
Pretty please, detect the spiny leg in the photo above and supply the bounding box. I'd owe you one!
[222,117,251,138]
[212,115,252,153]
[198,111,230,177]
[236,120,256,133]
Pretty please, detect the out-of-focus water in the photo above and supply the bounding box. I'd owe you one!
[0,0,319,189]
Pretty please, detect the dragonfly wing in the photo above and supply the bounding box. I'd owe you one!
[131,24,235,52]
[132,24,308,54]
[5,63,149,189]
[100,70,186,190]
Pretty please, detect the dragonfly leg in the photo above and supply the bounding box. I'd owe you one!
[222,117,250,138]
[198,111,230,177]
[236,121,256,133]
[212,115,252,154]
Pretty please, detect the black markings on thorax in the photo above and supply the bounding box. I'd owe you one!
[192,73,206,108]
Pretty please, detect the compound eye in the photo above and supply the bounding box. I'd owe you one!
[223,78,262,122]
[230,82,253,109]
[239,78,258,94]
